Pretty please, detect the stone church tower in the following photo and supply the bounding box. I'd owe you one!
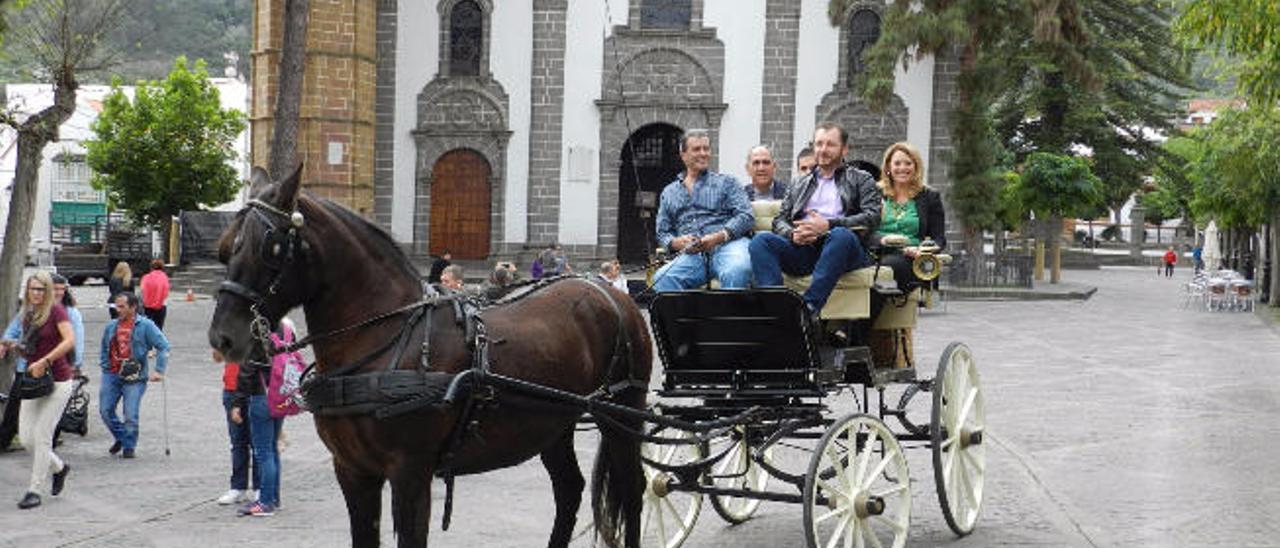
[250,0,378,216]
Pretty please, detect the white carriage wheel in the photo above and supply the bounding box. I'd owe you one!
[802,414,911,548]
[931,342,986,536]
[641,428,705,548]
[708,426,773,524]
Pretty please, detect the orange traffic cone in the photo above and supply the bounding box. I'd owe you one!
[186,287,195,302]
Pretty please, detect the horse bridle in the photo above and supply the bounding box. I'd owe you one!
[217,197,459,365]
[218,198,308,354]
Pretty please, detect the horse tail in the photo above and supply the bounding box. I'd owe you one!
[591,302,652,548]
[591,388,646,548]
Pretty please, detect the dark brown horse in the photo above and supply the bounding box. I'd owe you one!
[208,166,651,548]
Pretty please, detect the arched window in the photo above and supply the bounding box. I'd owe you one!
[449,0,483,76]
[847,9,881,79]
[641,0,691,30]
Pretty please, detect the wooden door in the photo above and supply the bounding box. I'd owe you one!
[429,149,491,259]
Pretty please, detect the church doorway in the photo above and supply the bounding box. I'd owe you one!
[429,149,491,259]
[618,123,683,264]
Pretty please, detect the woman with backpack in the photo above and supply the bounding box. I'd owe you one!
[0,271,76,509]
[229,317,303,517]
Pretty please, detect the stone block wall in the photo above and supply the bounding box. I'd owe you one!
[759,0,802,181]
[251,0,376,216]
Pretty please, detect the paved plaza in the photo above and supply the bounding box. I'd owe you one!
[0,267,1277,547]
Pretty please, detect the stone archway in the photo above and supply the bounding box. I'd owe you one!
[596,27,727,260]
[617,123,684,264]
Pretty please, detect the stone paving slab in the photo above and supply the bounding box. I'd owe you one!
[0,268,1276,547]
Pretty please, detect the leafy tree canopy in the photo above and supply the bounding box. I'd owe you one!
[85,56,246,229]
[1010,152,1104,220]
[1183,107,1280,229]
[1176,0,1280,106]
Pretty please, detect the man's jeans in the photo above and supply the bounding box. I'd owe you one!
[223,391,258,491]
[99,371,148,450]
[749,227,870,312]
[653,237,752,292]
[248,395,282,506]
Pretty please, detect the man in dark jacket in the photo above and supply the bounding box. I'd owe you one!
[749,122,882,316]
[427,251,452,284]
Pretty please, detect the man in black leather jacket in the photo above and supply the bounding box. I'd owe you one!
[749,122,882,316]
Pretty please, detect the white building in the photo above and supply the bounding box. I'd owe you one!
[355,0,958,263]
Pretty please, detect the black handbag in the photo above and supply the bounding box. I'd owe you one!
[118,359,143,383]
[17,371,53,400]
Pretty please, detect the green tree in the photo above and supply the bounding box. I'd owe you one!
[0,0,124,394]
[1009,152,1104,283]
[1178,1,1280,306]
[995,0,1194,224]
[85,56,246,259]
[849,0,1026,282]
[1177,0,1280,106]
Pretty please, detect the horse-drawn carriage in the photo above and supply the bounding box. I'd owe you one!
[209,167,983,548]
[630,200,986,547]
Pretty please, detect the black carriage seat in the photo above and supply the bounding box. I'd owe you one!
[649,289,843,400]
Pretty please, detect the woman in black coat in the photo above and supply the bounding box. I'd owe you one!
[870,142,947,289]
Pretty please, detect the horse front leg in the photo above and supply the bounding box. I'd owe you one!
[390,464,434,548]
[541,428,585,548]
[335,460,386,548]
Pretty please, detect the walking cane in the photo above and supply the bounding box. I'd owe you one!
[161,376,171,457]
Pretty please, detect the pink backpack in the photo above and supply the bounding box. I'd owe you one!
[267,321,306,418]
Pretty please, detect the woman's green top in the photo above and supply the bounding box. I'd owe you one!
[880,199,920,246]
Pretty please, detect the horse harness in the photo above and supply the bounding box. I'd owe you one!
[220,199,644,529]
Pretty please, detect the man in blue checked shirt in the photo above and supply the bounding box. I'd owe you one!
[652,129,755,291]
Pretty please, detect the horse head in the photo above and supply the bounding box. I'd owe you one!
[208,164,310,361]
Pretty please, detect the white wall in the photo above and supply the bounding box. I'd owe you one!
[894,53,934,176]
[492,0,533,244]
[391,0,440,242]
[556,0,628,245]
[704,0,765,184]
[792,0,840,160]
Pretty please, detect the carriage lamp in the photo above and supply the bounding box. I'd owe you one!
[291,211,305,228]
[912,237,943,282]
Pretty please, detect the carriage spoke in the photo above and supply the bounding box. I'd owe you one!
[864,453,894,490]
[849,518,861,548]
[815,505,851,524]
[955,387,978,428]
[852,429,873,487]
[863,520,885,548]
[823,514,850,548]
[817,477,853,501]
[871,514,907,534]
[654,500,669,544]
[958,454,978,507]
[872,483,908,500]
[826,443,853,489]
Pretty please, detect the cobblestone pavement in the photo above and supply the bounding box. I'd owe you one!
[0,267,1275,547]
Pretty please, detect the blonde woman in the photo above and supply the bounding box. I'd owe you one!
[0,271,76,509]
[870,142,947,288]
[107,261,134,319]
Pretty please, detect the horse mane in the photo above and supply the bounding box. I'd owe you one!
[306,194,422,286]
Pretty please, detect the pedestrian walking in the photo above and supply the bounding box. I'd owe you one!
[98,292,170,458]
[139,259,170,331]
[1163,247,1177,278]
[0,271,76,509]
[106,262,135,320]
[229,319,296,517]
[213,349,258,505]
[50,275,86,448]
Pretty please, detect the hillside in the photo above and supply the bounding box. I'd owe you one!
[0,0,251,85]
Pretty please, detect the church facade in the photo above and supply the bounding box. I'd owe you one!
[253,0,959,264]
